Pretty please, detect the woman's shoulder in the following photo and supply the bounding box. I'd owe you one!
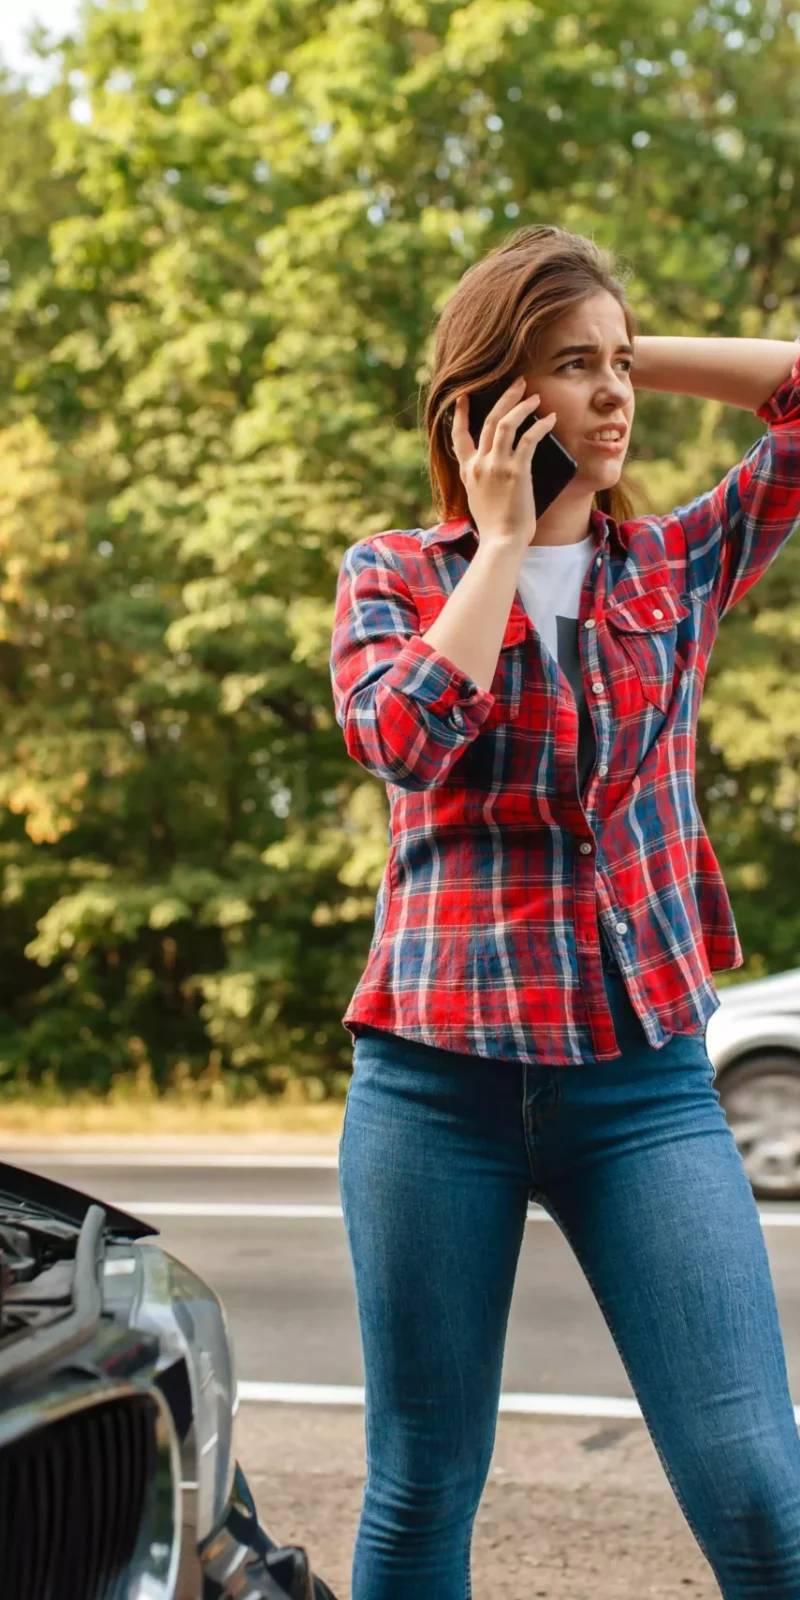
[341,518,475,581]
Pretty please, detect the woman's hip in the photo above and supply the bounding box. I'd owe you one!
[344,975,720,1157]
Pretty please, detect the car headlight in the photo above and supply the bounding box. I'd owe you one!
[126,1241,237,1542]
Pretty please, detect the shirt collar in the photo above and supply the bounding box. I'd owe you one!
[421,507,624,556]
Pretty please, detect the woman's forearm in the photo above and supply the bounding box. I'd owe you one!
[632,336,797,412]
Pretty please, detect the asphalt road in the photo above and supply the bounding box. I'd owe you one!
[4,1146,798,1596]
[4,1151,800,1403]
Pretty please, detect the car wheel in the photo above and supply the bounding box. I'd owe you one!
[716,1052,800,1201]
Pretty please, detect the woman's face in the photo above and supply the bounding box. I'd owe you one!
[523,290,635,491]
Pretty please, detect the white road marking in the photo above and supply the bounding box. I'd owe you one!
[118,1202,555,1219]
[116,1201,800,1226]
[0,1153,341,1169]
[752,1212,800,1225]
[5,1155,800,1225]
[236,1380,800,1424]
[119,1202,345,1218]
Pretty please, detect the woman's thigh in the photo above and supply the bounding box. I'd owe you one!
[538,1002,800,1594]
[339,1026,531,1497]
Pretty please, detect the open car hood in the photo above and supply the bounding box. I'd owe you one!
[0,1160,157,1240]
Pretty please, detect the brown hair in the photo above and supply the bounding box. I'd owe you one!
[421,224,643,525]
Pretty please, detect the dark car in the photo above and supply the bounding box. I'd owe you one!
[0,1160,338,1599]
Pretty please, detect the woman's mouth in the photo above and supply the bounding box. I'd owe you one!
[585,433,627,454]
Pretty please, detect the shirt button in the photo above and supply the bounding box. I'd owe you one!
[615,921,628,935]
[584,618,596,630]
[598,763,608,777]
[451,706,465,729]
[579,842,593,854]
[652,608,664,620]
[592,682,604,695]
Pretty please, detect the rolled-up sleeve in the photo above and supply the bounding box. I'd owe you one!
[330,536,495,790]
[676,337,800,619]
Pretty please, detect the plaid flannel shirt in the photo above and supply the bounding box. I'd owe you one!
[330,341,800,1064]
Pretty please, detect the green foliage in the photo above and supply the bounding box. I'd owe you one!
[0,0,798,1094]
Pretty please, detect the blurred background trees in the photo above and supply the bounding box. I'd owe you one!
[0,0,798,1100]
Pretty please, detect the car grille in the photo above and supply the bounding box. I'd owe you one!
[0,1392,160,1599]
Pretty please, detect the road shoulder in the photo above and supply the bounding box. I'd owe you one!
[236,1404,718,1599]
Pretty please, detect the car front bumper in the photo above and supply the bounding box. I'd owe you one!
[197,1461,337,1600]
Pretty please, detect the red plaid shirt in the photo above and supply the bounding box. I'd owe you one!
[330,342,800,1064]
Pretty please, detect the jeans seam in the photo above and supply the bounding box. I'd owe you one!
[542,1193,719,1581]
[521,1065,563,1201]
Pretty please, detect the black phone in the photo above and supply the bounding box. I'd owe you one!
[467,380,578,517]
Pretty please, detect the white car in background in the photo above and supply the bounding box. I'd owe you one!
[707,966,800,1200]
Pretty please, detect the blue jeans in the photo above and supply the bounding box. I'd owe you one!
[339,967,800,1599]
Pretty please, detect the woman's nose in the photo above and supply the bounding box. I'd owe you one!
[598,374,630,403]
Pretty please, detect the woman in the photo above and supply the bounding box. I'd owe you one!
[329,224,800,1598]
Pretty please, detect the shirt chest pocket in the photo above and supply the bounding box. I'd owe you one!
[604,584,691,713]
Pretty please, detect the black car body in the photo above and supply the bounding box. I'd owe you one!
[0,1161,337,1599]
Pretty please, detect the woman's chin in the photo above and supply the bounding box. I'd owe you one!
[575,456,627,491]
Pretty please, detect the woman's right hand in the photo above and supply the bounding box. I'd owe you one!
[450,377,557,550]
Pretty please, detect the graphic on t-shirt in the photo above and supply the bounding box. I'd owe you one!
[556,615,597,793]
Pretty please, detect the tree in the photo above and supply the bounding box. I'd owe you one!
[0,0,797,1096]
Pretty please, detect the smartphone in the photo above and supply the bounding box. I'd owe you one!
[468,380,578,517]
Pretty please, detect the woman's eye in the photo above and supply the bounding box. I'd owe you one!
[560,357,633,373]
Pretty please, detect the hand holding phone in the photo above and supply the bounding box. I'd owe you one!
[449,375,577,552]
[466,377,578,527]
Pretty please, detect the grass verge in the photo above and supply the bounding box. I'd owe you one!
[0,1090,345,1138]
